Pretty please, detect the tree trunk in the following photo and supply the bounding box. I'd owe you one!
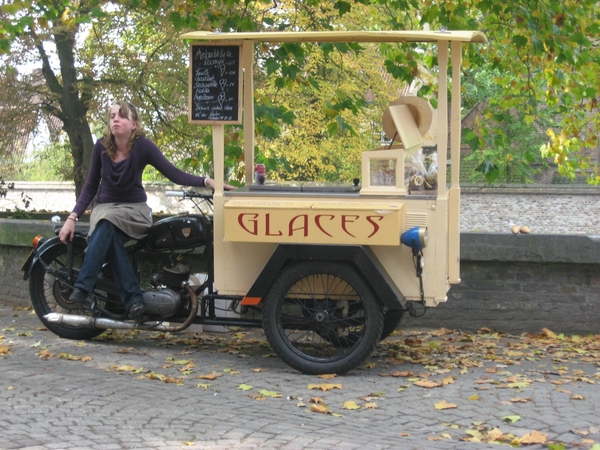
[38,18,94,200]
[62,115,94,199]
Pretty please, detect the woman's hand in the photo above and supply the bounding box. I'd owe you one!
[205,177,237,191]
[59,214,77,244]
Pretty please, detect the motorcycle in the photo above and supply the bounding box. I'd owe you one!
[21,189,405,374]
[21,190,256,339]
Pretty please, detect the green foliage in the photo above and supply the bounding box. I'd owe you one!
[2,0,600,187]
[18,143,73,182]
[374,0,600,184]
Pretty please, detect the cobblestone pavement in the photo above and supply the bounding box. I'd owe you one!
[1,304,600,450]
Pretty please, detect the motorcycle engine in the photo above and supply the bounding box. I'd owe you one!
[142,289,182,318]
[144,262,190,317]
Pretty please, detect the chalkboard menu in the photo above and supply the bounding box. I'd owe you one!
[189,44,242,124]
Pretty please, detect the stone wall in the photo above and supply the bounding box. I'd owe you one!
[460,185,600,235]
[2,182,599,235]
[1,219,599,335]
[403,234,600,334]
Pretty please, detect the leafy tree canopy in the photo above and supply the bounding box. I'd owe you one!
[1,0,599,188]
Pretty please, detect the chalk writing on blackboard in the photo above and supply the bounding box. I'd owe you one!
[190,44,241,123]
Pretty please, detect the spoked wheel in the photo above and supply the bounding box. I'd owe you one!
[321,308,405,348]
[262,261,384,375]
[30,243,105,340]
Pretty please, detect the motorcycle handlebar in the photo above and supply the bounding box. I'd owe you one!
[165,189,214,200]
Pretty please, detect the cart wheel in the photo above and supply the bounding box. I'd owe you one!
[380,309,404,342]
[261,261,384,375]
[327,308,404,348]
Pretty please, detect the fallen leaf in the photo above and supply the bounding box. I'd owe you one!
[510,397,532,403]
[237,384,253,391]
[556,387,572,395]
[310,403,329,414]
[0,345,11,354]
[183,442,194,447]
[520,430,547,444]
[414,380,440,388]
[572,394,585,400]
[342,400,361,410]
[364,402,377,409]
[308,397,324,404]
[308,383,343,391]
[502,415,521,423]
[434,400,457,410]
[259,389,281,398]
[399,432,411,437]
[252,368,266,373]
[486,428,505,443]
[113,348,136,353]
[390,371,413,377]
[317,374,337,379]
[196,383,212,389]
[468,394,480,401]
[571,429,589,436]
[196,373,221,380]
[441,377,455,386]
[541,328,557,339]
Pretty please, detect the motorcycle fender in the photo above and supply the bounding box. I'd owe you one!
[21,234,88,281]
[241,244,407,310]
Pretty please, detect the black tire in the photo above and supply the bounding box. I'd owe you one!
[261,261,384,375]
[30,243,105,340]
[380,309,404,342]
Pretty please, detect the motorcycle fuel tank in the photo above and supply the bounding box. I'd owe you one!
[146,215,211,251]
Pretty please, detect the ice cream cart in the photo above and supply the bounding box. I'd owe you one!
[181,30,486,375]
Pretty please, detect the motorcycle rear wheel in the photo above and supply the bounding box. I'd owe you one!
[30,243,105,340]
[262,261,384,375]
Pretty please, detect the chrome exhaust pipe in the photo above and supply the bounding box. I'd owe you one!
[45,313,141,330]
[45,285,199,333]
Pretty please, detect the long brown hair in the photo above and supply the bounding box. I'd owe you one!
[102,101,145,159]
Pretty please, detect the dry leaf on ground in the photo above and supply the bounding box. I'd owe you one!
[434,400,457,410]
[308,383,343,391]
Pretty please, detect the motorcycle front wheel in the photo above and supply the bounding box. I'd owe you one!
[261,261,384,375]
[30,243,105,340]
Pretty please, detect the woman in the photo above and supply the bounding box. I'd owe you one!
[59,101,232,320]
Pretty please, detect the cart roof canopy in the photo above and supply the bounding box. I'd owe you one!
[181,30,487,44]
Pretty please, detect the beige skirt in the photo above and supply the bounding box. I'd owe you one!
[89,202,153,240]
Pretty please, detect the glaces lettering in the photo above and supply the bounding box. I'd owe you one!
[237,213,384,239]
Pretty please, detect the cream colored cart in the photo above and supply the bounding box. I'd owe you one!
[181,30,486,374]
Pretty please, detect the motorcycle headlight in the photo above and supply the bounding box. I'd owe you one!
[401,226,428,251]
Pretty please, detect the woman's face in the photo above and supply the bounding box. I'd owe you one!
[109,104,137,139]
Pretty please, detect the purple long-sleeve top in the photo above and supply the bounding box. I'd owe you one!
[72,136,207,217]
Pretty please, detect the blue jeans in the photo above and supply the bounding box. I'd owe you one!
[75,220,143,309]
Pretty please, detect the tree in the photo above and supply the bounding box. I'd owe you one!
[2,0,599,189]
[374,0,600,184]
[0,0,257,196]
